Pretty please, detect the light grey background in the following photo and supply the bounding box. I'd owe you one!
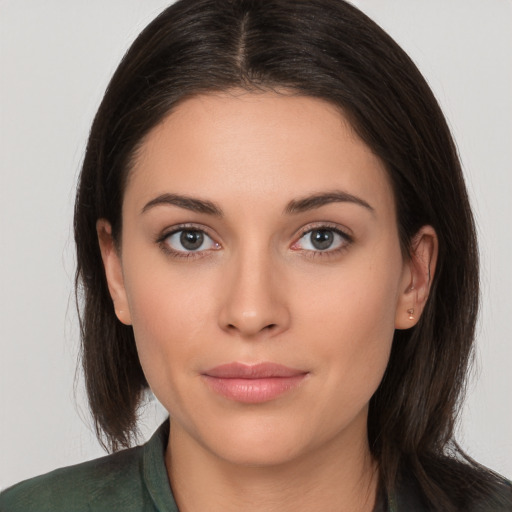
[1,0,511,490]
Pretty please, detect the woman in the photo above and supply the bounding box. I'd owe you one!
[1,0,510,510]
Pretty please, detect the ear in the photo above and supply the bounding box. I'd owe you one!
[395,225,438,329]
[96,219,132,325]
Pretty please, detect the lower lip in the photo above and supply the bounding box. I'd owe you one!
[202,375,307,403]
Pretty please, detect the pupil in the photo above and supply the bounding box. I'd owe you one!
[180,230,204,250]
[311,229,333,250]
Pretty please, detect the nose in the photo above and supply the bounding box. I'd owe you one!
[217,248,291,338]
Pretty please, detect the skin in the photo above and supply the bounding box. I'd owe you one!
[98,91,437,512]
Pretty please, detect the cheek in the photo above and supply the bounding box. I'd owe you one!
[123,259,216,391]
[293,244,402,391]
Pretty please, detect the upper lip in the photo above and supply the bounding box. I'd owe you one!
[203,362,307,379]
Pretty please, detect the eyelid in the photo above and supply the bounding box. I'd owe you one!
[156,223,221,257]
[294,222,353,241]
[290,222,353,253]
[155,221,352,258]
[157,222,217,240]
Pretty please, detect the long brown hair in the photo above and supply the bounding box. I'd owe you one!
[74,1,509,509]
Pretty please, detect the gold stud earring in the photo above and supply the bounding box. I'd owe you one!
[407,308,414,320]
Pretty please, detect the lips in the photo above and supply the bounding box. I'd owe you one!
[202,362,308,403]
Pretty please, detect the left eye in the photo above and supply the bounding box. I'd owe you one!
[165,229,218,252]
[295,228,348,251]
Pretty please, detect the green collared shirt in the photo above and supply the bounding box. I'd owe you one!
[2,420,400,511]
[7,419,508,512]
[1,421,178,512]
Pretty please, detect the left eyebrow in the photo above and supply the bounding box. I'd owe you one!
[284,190,374,215]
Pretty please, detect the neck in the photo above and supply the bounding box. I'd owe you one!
[165,416,379,512]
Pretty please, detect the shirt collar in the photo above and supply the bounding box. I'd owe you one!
[142,419,179,512]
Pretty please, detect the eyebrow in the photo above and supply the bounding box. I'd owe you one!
[141,193,223,216]
[141,190,374,217]
[284,191,374,215]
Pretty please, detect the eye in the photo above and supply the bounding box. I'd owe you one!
[164,228,219,253]
[292,227,350,252]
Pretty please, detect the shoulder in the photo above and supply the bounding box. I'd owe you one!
[0,445,149,512]
[400,457,512,512]
[460,465,512,512]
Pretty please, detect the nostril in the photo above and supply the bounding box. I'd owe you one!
[225,322,278,335]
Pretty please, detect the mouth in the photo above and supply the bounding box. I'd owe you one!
[201,362,309,403]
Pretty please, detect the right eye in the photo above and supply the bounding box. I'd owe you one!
[164,229,220,254]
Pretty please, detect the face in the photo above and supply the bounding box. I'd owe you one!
[99,91,428,468]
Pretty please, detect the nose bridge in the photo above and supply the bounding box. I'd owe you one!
[218,241,289,337]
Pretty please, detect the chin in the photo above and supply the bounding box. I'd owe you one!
[194,413,323,468]
[214,435,305,468]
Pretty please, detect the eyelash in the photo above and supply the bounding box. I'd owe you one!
[156,223,353,260]
[291,223,353,259]
[156,224,220,260]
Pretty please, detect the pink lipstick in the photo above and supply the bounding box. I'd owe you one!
[202,362,308,403]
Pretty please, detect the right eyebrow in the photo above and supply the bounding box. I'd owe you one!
[141,193,223,217]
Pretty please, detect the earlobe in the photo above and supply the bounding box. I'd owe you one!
[395,225,438,330]
[96,219,132,325]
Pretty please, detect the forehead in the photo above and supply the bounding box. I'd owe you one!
[125,91,394,217]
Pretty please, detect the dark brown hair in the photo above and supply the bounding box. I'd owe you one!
[74,0,510,509]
